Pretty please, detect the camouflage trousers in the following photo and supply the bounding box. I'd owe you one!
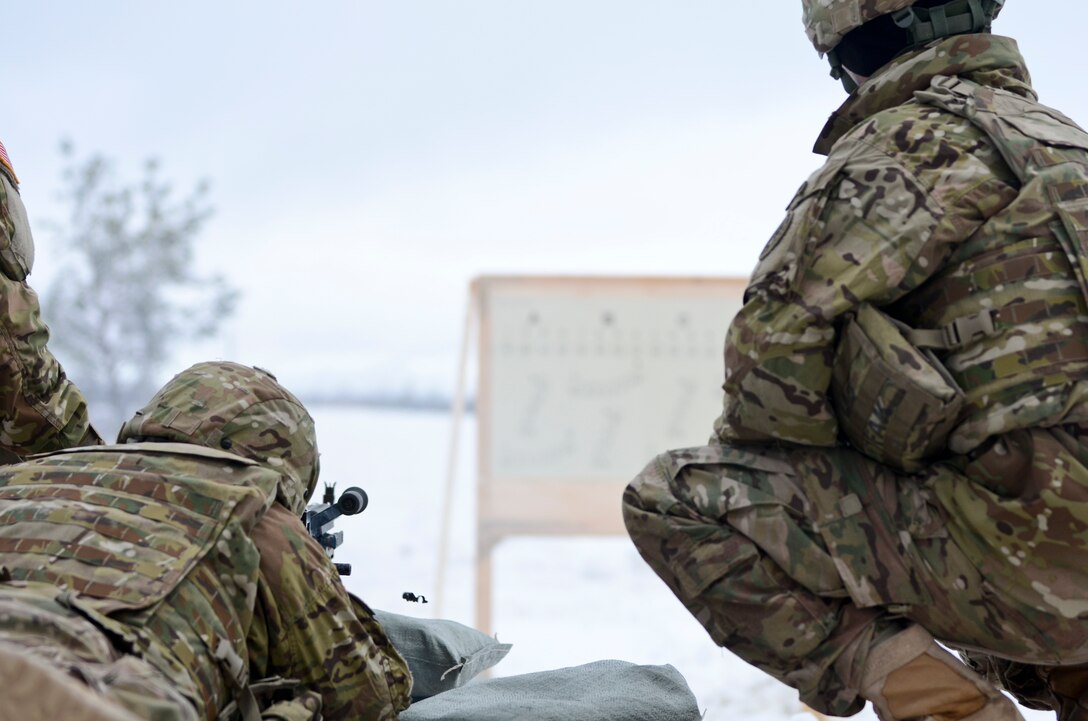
[0,581,199,721]
[622,429,1088,717]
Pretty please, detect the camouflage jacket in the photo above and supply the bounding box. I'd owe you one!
[714,34,1088,457]
[0,146,100,454]
[0,444,410,721]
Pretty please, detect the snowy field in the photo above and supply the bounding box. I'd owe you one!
[314,406,1051,721]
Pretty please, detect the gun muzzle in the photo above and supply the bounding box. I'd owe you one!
[337,487,368,516]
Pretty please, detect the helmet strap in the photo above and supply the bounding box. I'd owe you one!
[828,50,860,94]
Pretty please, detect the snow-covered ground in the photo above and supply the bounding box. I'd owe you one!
[316,406,1052,721]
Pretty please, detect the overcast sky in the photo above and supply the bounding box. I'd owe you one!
[7,2,1081,398]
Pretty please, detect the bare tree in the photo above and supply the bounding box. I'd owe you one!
[44,142,238,433]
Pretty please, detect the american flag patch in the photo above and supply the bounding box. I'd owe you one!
[0,140,18,185]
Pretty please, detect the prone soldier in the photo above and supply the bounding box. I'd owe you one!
[0,361,411,720]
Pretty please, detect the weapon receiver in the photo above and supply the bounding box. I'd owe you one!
[303,484,368,576]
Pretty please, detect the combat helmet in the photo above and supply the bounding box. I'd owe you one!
[802,0,1005,91]
[118,361,320,515]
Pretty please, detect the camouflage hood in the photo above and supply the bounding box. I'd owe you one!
[813,33,1032,154]
[118,361,319,515]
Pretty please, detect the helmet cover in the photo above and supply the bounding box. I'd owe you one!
[804,0,918,55]
[118,361,320,515]
[802,0,1003,55]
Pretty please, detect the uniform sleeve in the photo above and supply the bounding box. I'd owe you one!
[0,174,100,454]
[713,137,1009,446]
[249,504,411,721]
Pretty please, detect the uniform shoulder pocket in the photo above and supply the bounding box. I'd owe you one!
[747,156,848,302]
[0,172,34,281]
[746,209,801,301]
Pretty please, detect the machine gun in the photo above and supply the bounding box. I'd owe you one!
[303,484,368,576]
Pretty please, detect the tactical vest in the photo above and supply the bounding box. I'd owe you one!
[835,76,1088,468]
[0,443,281,720]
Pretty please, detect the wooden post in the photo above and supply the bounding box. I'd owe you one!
[474,534,496,636]
[433,285,477,617]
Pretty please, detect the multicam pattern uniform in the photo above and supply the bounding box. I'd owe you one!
[0,445,411,721]
[0,144,99,454]
[624,34,1088,716]
[0,361,410,720]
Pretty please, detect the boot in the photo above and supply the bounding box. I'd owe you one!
[860,625,1025,721]
[0,641,141,721]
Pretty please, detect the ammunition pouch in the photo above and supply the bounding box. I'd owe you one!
[832,304,965,472]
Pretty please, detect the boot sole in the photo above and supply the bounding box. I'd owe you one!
[0,642,141,721]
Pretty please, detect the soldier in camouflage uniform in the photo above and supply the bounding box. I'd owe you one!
[0,361,411,721]
[624,1,1088,719]
[0,139,100,455]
